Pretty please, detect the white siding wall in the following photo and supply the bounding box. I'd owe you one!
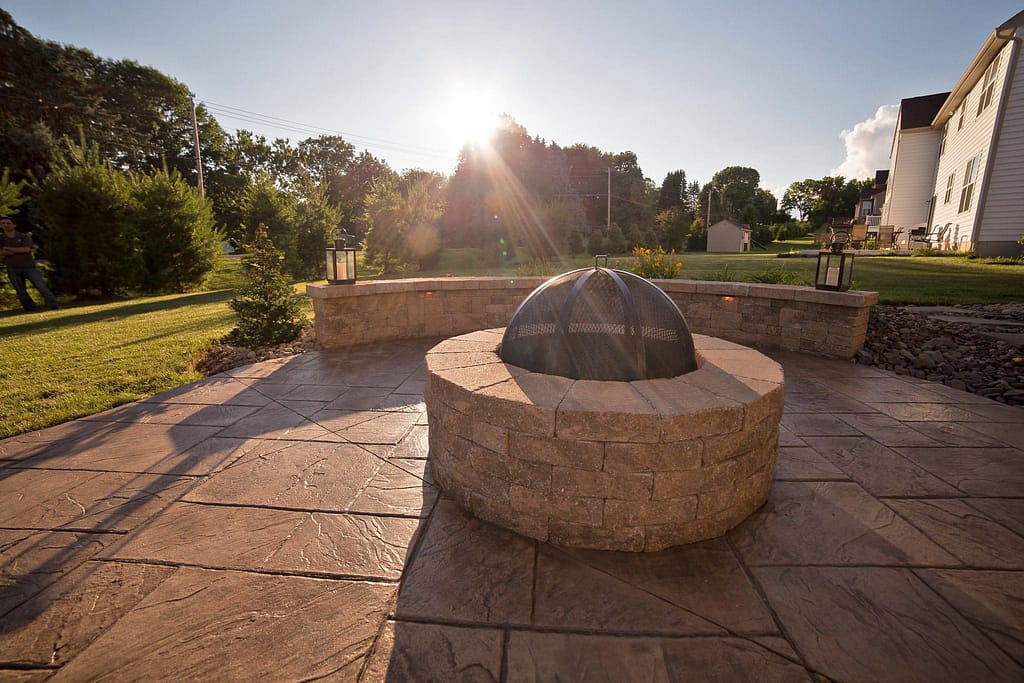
[977,36,1024,249]
[932,40,1016,249]
[880,128,941,233]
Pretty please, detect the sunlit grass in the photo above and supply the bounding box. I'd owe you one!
[0,257,313,438]
[355,242,1024,305]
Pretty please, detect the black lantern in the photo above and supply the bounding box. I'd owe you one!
[326,232,358,285]
[815,240,854,291]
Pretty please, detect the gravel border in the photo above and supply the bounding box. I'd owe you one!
[857,304,1024,406]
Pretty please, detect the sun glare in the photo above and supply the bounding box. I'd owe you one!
[443,85,500,147]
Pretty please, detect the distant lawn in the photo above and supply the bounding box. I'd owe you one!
[2,247,1022,439]
[357,242,1024,305]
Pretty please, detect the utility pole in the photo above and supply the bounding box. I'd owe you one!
[706,185,714,226]
[607,167,611,232]
[190,98,205,199]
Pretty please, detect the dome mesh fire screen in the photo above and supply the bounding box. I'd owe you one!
[499,265,698,381]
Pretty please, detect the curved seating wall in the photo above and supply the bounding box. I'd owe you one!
[307,277,878,359]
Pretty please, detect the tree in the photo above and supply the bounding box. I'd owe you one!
[751,188,778,225]
[226,227,306,347]
[711,166,761,219]
[239,175,300,276]
[655,207,690,251]
[362,176,407,274]
[781,176,872,228]
[130,165,221,293]
[565,228,585,255]
[0,168,28,216]
[686,217,708,251]
[34,137,137,296]
[400,170,445,270]
[295,135,355,185]
[781,179,817,221]
[606,223,628,254]
[335,151,393,239]
[658,170,688,211]
[586,230,605,256]
[291,177,343,280]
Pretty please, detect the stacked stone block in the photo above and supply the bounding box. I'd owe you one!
[424,329,785,552]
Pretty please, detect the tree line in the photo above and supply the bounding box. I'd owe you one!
[1,8,873,293]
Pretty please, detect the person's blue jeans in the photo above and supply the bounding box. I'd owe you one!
[6,266,59,310]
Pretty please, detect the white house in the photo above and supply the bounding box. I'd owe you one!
[707,219,752,253]
[879,93,948,233]
[881,10,1024,255]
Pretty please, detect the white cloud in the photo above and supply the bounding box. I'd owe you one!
[831,104,899,180]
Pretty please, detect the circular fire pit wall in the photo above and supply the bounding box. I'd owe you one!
[425,272,782,554]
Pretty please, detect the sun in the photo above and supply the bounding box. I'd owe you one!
[442,85,501,147]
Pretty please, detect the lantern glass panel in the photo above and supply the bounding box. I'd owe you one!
[335,250,351,281]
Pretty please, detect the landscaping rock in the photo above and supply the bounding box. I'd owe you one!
[862,304,1024,406]
[194,325,317,376]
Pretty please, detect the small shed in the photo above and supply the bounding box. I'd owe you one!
[707,219,752,253]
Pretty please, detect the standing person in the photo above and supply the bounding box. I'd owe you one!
[0,216,60,311]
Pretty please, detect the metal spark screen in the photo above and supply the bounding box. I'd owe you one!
[499,267,698,381]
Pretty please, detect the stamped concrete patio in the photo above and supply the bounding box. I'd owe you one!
[1,338,1022,681]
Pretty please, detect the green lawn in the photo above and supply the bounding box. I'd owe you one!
[367,242,1024,305]
[2,248,1022,438]
[0,258,312,439]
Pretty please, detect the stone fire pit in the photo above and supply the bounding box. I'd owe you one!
[424,328,784,552]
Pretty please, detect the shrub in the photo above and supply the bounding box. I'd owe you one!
[752,225,774,247]
[225,227,306,347]
[35,138,138,296]
[130,166,222,293]
[586,230,605,256]
[748,266,811,285]
[605,224,628,254]
[565,228,585,255]
[630,246,682,279]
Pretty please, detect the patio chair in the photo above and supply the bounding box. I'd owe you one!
[915,223,952,249]
[849,223,868,248]
[876,225,896,250]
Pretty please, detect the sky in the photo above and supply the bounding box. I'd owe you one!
[4,0,1022,200]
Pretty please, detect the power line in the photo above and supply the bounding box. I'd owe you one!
[201,100,449,159]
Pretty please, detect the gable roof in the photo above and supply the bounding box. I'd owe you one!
[899,93,950,130]
[932,9,1024,126]
[710,219,750,232]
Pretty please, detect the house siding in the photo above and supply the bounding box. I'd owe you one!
[933,39,1016,250]
[881,127,941,232]
[976,35,1024,252]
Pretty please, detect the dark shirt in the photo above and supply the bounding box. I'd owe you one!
[1,230,37,269]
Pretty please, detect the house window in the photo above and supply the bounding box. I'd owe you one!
[939,122,948,156]
[977,53,1001,116]
[944,173,955,204]
[958,153,982,213]
[958,101,967,131]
